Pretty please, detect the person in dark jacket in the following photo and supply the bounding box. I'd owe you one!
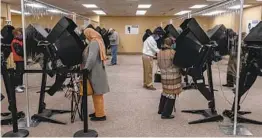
[11,28,24,93]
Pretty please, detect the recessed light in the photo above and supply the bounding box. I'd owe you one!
[190,5,208,9]
[202,10,226,16]
[136,10,147,15]
[138,4,151,8]
[175,10,191,15]
[92,10,106,15]
[25,3,45,8]
[83,4,98,8]
[228,5,251,9]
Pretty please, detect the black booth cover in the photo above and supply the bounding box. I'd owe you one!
[207,24,226,41]
[26,24,49,56]
[244,21,262,45]
[180,18,210,45]
[87,24,95,30]
[102,28,110,48]
[207,24,229,55]
[95,26,102,35]
[164,24,179,38]
[174,18,210,68]
[47,17,85,67]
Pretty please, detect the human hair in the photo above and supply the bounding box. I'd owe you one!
[12,28,22,36]
[164,37,172,47]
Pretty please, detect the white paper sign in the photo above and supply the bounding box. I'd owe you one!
[125,25,139,34]
[6,20,12,25]
[246,20,260,34]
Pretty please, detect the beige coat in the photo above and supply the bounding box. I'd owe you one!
[157,48,182,97]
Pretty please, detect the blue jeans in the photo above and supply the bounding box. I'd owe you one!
[111,45,118,64]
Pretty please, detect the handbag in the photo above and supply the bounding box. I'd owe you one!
[154,66,161,83]
[79,79,94,96]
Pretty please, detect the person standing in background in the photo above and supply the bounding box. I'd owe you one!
[157,38,182,119]
[142,30,160,90]
[108,28,119,66]
[11,28,24,93]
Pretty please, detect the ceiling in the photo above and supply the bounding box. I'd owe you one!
[2,0,262,16]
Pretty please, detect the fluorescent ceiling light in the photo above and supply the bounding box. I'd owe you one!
[175,10,191,15]
[190,5,208,9]
[228,5,251,9]
[10,9,30,15]
[83,4,98,8]
[25,3,45,8]
[138,4,151,8]
[47,9,62,13]
[136,10,147,15]
[47,9,68,14]
[202,10,226,16]
[10,9,22,14]
[92,10,106,15]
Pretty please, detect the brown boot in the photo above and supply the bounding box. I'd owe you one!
[145,85,156,90]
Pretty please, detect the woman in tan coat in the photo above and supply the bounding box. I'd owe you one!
[157,38,182,119]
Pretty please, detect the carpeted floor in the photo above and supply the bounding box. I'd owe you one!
[1,55,262,137]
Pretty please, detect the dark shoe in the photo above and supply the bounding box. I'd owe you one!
[90,116,107,121]
[222,84,234,87]
[108,64,117,66]
[161,115,175,119]
[145,86,157,90]
[89,113,95,118]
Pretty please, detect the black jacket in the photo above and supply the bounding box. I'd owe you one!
[12,37,24,57]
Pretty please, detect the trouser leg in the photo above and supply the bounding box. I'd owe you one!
[142,55,153,87]
[162,98,175,116]
[158,94,167,114]
[92,94,105,117]
[111,45,118,65]
[15,61,24,87]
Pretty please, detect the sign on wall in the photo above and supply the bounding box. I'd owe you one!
[125,25,139,34]
[246,20,260,34]
[5,20,12,25]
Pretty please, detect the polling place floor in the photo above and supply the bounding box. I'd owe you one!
[1,55,262,137]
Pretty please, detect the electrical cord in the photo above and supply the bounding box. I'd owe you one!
[216,62,233,105]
